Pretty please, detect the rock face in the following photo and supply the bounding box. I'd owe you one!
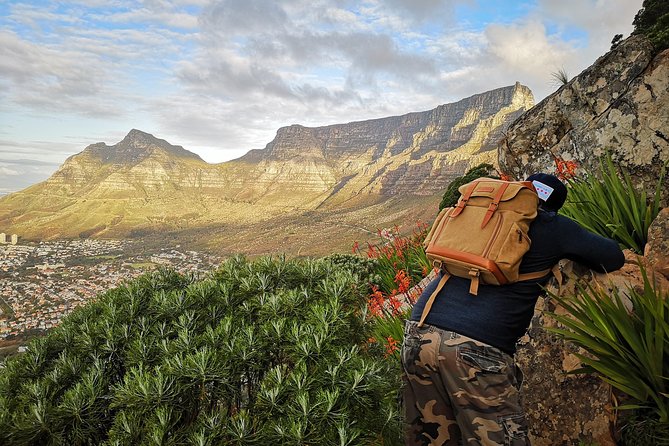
[499,36,669,204]
[645,207,669,279]
[46,129,208,194]
[240,82,533,198]
[0,84,533,239]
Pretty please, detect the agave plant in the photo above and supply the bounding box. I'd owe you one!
[547,264,669,429]
[561,154,665,253]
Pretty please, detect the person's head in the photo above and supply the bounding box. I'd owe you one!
[526,173,567,212]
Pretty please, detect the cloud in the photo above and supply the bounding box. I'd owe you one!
[100,8,199,29]
[200,0,290,36]
[484,20,578,87]
[0,0,647,179]
[0,166,20,176]
[374,0,472,25]
[0,30,112,101]
[537,0,642,40]
[0,157,61,195]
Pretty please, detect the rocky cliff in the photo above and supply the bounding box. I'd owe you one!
[499,36,668,203]
[0,84,533,241]
[241,82,533,200]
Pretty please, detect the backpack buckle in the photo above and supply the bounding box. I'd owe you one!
[468,269,480,295]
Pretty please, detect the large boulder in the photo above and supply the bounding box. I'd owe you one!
[518,248,669,445]
[498,36,669,205]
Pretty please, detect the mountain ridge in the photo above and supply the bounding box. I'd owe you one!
[0,83,534,248]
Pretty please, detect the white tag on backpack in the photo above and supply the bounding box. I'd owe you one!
[532,180,554,201]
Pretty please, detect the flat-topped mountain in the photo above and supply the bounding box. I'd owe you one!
[0,83,534,253]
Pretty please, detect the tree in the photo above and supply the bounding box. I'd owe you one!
[632,0,669,51]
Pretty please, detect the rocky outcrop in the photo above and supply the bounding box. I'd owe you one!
[496,35,669,444]
[499,36,669,204]
[45,129,209,194]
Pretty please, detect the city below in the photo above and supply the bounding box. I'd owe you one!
[0,238,223,354]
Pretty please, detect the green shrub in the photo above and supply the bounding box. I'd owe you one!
[547,264,669,427]
[439,163,496,210]
[621,414,669,446]
[0,257,402,445]
[633,0,669,52]
[560,154,665,253]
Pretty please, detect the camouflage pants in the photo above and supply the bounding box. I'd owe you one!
[401,320,529,446]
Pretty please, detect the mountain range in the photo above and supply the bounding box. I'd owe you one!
[0,82,534,255]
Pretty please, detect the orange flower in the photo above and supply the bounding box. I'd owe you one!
[384,336,400,357]
[394,269,411,294]
[387,296,403,315]
[554,156,579,180]
[368,285,386,316]
[352,241,360,254]
[366,242,378,259]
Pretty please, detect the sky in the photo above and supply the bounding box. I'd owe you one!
[0,0,643,195]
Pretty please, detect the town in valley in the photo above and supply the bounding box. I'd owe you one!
[0,236,224,360]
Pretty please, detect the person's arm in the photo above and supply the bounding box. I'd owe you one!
[558,216,625,273]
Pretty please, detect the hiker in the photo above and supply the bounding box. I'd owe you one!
[401,173,625,446]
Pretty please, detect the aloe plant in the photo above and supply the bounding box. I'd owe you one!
[560,154,665,253]
[547,265,669,426]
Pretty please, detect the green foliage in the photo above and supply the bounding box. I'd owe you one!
[547,264,669,424]
[439,163,496,210]
[550,68,570,87]
[633,0,669,51]
[368,312,407,361]
[323,252,379,285]
[611,33,624,50]
[621,414,669,446]
[560,154,665,253]
[0,258,402,445]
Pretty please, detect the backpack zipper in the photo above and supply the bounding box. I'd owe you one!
[482,213,503,258]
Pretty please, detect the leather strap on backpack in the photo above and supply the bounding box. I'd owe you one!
[417,271,451,327]
[517,264,563,294]
[450,181,478,218]
[480,182,509,228]
[468,269,481,295]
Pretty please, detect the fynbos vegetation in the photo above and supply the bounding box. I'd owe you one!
[0,257,403,445]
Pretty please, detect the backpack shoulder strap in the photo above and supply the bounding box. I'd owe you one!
[517,264,563,294]
[417,272,451,327]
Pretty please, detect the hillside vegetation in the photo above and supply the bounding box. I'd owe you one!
[0,257,402,445]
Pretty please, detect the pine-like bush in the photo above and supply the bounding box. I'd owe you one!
[0,257,403,445]
[438,163,496,210]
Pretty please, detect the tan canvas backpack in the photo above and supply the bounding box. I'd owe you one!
[419,177,555,327]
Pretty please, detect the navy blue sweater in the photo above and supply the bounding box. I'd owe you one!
[410,211,625,354]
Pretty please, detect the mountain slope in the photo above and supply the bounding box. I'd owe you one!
[0,83,534,246]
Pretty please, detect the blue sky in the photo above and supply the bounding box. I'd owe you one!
[0,0,643,194]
